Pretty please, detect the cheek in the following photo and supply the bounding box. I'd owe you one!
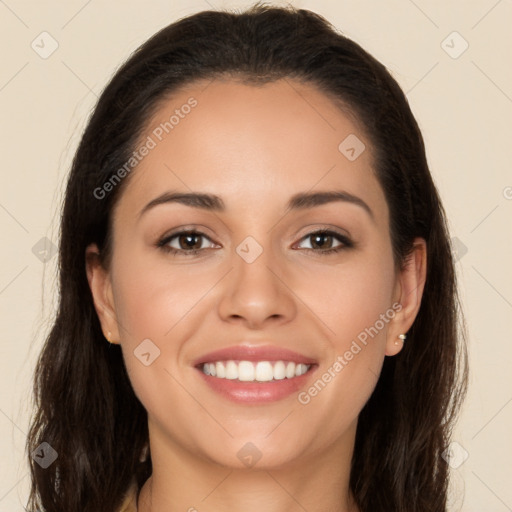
[109,252,223,400]
[298,241,396,348]
[291,242,396,427]
[112,252,218,343]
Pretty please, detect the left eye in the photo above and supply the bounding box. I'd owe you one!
[295,230,349,252]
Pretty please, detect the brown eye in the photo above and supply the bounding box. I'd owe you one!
[176,232,204,250]
[309,232,336,250]
[296,230,351,253]
[158,230,218,255]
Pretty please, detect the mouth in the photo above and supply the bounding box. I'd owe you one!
[192,345,317,403]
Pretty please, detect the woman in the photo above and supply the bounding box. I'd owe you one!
[26,3,468,511]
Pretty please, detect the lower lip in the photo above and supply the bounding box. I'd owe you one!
[196,366,317,403]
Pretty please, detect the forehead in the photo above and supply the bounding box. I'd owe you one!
[114,78,387,222]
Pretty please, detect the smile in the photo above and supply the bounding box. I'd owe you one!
[201,360,312,382]
[193,344,317,403]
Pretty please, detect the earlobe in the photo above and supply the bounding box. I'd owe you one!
[85,243,121,344]
[385,238,427,356]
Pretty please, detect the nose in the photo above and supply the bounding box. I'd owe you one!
[217,240,297,329]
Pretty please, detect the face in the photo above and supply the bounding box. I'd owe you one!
[87,78,425,471]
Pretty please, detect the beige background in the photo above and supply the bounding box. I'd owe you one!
[1,0,511,510]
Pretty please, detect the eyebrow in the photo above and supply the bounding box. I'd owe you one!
[138,190,374,220]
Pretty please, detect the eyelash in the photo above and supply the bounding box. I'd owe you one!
[156,228,353,256]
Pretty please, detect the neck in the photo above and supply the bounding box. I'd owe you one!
[137,421,359,512]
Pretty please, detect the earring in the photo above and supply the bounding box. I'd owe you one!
[394,333,407,346]
[106,331,113,343]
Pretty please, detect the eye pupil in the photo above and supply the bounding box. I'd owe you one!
[312,233,332,249]
[180,233,201,250]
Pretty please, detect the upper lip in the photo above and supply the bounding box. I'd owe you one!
[192,345,317,366]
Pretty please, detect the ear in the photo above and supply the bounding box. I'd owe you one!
[385,237,427,356]
[85,243,121,344]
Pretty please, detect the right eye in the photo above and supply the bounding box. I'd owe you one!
[157,230,219,256]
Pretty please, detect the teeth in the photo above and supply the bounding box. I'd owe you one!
[201,360,311,382]
[273,361,286,380]
[295,363,309,377]
[285,361,296,378]
[215,361,225,378]
[238,361,255,381]
[255,361,273,381]
[225,361,238,379]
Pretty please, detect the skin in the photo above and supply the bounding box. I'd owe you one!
[86,78,426,512]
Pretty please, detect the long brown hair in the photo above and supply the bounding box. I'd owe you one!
[26,3,468,511]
